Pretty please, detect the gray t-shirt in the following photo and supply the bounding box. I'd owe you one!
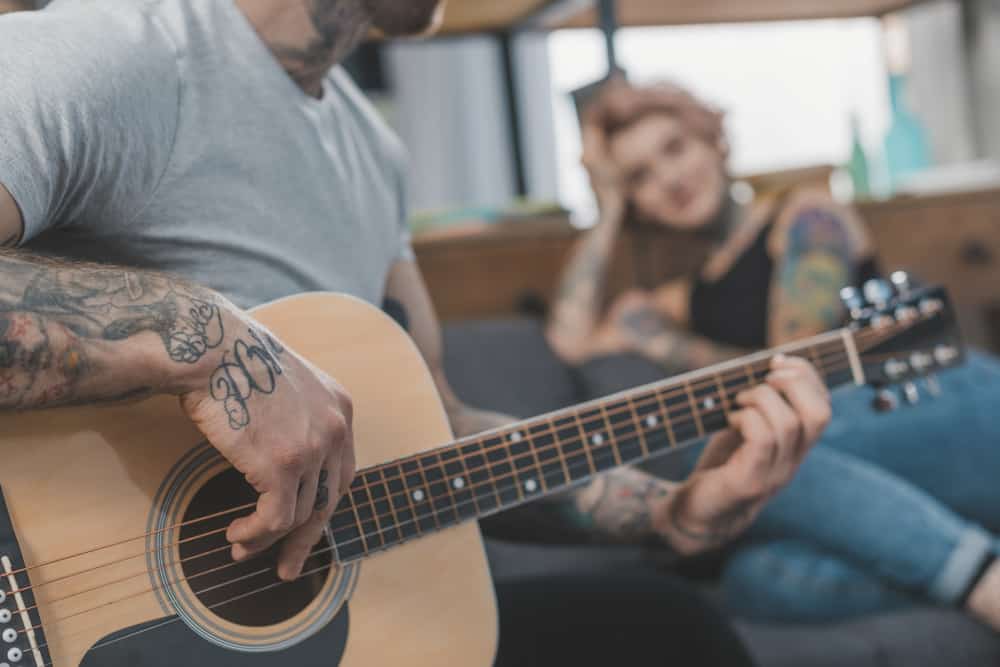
[0,0,412,309]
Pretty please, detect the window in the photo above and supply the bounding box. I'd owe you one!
[548,20,890,222]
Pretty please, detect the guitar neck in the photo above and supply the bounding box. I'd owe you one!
[329,328,864,561]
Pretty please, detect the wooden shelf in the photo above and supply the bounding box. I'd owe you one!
[438,0,928,35]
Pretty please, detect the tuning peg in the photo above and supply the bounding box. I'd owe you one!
[863,279,894,310]
[924,374,942,397]
[872,388,899,413]
[840,286,865,320]
[890,271,912,296]
[901,381,920,405]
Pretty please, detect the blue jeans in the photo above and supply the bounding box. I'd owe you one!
[720,351,1000,623]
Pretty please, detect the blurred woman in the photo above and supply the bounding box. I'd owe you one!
[548,80,1000,628]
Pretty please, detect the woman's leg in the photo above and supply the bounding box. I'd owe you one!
[722,540,918,622]
[821,351,1000,531]
[729,445,996,620]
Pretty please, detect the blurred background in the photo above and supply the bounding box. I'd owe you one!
[338,0,1000,359]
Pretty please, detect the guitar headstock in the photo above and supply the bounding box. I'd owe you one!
[842,272,965,405]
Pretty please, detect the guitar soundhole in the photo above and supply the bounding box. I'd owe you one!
[177,467,333,627]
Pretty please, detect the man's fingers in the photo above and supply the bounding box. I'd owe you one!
[295,469,321,528]
[227,478,299,559]
[735,384,801,470]
[277,514,329,582]
[766,365,832,451]
[725,408,774,483]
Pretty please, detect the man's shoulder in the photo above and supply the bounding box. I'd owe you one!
[4,0,180,82]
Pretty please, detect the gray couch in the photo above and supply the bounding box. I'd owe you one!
[442,318,1000,667]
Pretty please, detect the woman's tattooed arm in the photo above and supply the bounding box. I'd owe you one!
[0,250,231,411]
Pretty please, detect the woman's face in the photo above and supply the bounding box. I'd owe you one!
[608,113,726,230]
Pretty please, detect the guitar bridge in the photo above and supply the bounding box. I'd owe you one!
[0,556,42,666]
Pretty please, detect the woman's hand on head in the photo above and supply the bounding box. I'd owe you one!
[581,120,627,221]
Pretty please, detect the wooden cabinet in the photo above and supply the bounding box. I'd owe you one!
[417,189,1000,355]
[859,188,1000,353]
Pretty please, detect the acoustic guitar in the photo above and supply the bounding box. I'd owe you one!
[0,279,964,666]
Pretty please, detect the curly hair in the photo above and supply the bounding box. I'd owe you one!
[583,80,730,159]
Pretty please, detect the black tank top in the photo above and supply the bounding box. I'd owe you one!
[689,222,880,349]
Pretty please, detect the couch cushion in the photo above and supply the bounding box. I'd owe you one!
[443,318,579,418]
[736,608,1000,667]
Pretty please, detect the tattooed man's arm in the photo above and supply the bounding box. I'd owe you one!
[0,244,356,580]
[0,249,231,410]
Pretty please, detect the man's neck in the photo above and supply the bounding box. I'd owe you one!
[235,0,371,99]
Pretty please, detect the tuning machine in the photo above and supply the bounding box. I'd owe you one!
[872,388,899,413]
[840,286,865,321]
[863,278,895,311]
[890,270,912,296]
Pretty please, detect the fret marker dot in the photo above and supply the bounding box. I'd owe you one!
[645,415,659,428]
[452,477,465,490]
[524,479,538,493]
[591,433,605,446]
[510,431,523,443]
[412,489,425,502]
[703,397,716,410]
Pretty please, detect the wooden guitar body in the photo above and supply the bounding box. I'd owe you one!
[0,293,498,666]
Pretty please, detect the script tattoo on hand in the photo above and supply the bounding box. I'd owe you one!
[210,328,285,430]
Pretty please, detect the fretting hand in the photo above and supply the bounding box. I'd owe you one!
[653,354,831,554]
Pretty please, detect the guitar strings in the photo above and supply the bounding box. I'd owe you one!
[4,323,908,612]
[7,339,858,608]
[0,330,867,588]
[12,320,915,651]
[22,348,870,639]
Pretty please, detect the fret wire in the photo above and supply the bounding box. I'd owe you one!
[384,469,409,543]
[347,487,370,555]
[432,452,461,521]
[456,443,482,516]
[682,380,705,437]
[525,426,549,494]
[598,403,623,467]
[571,411,599,478]
[334,348,860,544]
[480,438,504,508]
[714,372,733,417]
[504,435,526,503]
[652,385,678,449]
[397,463,425,539]
[548,416,574,484]
[340,341,856,532]
[626,395,651,458]
[361,471,386,546]
[413,455,442,530]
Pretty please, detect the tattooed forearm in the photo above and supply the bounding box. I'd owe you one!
[0,250,225,410]
[616,304,742,373]
[770,208,853,343]
[558,468,675,545]
[547,217,623,361]
[210,328,284,430]
[662,485,758,551]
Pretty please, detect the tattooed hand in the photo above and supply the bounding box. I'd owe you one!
[653,355,831,555]
[179,314,355,581]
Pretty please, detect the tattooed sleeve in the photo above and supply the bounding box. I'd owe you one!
[0,251,224,410]
[769,207,855,344]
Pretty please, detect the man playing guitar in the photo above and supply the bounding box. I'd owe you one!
[0,1,830,664]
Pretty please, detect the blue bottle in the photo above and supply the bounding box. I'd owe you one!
[883,73,931,191]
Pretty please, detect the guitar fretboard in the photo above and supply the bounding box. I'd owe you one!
[329,329,860,562]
